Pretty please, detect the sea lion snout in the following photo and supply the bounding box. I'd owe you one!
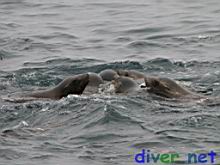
[144,77,159,88]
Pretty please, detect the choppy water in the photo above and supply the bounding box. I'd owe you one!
[1,0,220,165]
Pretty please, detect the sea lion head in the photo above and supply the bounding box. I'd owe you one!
[112,76,138,93]
[144,76,179,98]
[99,69,119,81]
[116,69,145,80]
[60,73,89,97]
[88,72,104,86]
[116,69,129,77]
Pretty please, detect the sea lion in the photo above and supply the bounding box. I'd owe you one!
[84,72,104,94]
[88,72,104,87]
[144,76,201,99]
[116,69,146,80]
[112,76,140,93]
[26,73,89,100]
[99,69,119,81]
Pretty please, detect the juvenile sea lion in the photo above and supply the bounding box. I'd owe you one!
[99,69,119,81]
[88,72,104,86]
[117,69,146,80]
[112,76,139,93]
[84,73,104,94]
[144,76,201,98]
[27,73,89,100]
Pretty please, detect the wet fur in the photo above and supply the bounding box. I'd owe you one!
[27,74,89,99]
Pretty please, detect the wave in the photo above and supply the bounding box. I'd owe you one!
[1,58,220,164]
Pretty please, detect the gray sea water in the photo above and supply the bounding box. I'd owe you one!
[1,0,220,165]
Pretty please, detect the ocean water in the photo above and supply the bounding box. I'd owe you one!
[1,0,220,165]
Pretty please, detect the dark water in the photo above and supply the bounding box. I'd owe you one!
[1,0,220,165]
